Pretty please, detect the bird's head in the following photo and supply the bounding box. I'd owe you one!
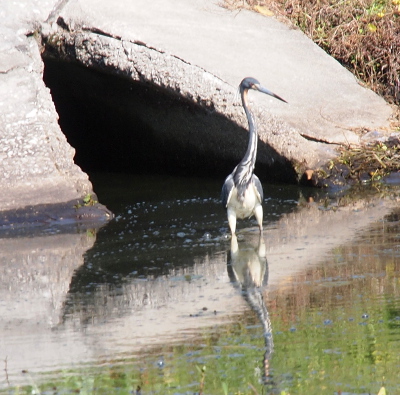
[241,77,261,91]
[240,77,287,103]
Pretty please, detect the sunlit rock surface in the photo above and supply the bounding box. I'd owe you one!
[0,1,93,212]
[39,0,394,171]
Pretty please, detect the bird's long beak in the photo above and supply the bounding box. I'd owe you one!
[255,84,287,103]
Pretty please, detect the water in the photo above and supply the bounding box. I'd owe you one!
[0,173,400,394]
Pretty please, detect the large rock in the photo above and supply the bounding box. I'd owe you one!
[0,0,92,212]
[39,0,394,169]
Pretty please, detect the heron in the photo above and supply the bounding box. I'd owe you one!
[221,77,287,235]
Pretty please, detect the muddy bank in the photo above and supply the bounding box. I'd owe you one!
[0,196,113,237]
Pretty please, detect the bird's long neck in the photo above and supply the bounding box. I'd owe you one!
[233,88,258,196]
[241,89,258,169]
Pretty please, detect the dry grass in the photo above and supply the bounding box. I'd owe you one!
[334,139,400,181]
[223,0,400,105]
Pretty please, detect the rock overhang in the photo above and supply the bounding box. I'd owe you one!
[39,17,334,184]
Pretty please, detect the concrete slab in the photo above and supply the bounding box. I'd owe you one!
[0,0,93,211]
[55,0,393,145]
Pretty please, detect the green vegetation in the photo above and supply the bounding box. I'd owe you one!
[314,140,400,186]
[74,193,98,209]
[336,141,400,181]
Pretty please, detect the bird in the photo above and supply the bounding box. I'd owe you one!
[221,77,287,235]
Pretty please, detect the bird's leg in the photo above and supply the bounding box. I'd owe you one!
[227,207,237,235]
[254,204,263,234]
[230,234,239,256]
[257,233,266,258]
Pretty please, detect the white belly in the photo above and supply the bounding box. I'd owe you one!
[227,184,259,219]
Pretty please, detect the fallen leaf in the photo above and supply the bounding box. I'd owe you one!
[254,5,274,16]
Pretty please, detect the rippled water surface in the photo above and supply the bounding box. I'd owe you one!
[1,174,400,394]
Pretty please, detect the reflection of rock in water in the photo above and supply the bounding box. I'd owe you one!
[227,234,274,387]
[0,233,96,380]
[0,234,95,327]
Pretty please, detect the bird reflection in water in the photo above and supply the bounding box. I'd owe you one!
[227,234,275,387]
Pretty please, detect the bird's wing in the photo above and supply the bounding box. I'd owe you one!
[252,174,264,203]
[221,174,235,208]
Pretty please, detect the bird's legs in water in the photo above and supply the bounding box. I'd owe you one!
[227,206,264,235]
[254,204,263,235]
[227,207,237,236]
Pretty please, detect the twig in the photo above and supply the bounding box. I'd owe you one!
[198,365,206,395]
[4,356,9,386]
[248,382,260,394]
[373,152,387,168]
